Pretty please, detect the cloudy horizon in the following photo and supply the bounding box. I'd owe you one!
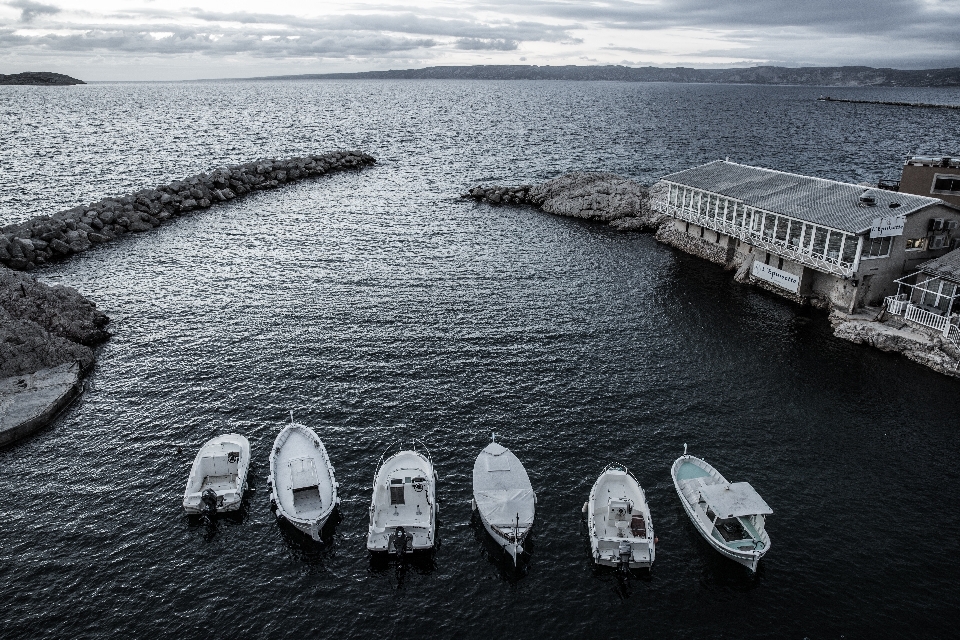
[1,0,959,81]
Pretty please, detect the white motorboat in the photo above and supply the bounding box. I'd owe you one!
[367,440,437,556]
[269,418,339,541]
[183,433,250,516]
[584,463,655,569]
[472,435,536,565]
[671,445,772,572]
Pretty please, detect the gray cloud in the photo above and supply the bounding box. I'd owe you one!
[455,38,518,50]
[0,27,437,57]
[7,0,59,22]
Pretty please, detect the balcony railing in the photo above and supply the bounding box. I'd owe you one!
[904,303,950,332]
[885,294,908,315]
[652,198,855,278]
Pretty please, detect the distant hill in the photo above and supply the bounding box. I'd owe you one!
[249,65,960,87]
[0,72,85,86]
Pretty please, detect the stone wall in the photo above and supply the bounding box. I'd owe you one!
[0,150,375,271]
[655,224,729,266]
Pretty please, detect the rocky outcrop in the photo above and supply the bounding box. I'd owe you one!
[0,266,109,378]
[0,151,376,271]
[464,172,664,230]
[0,266,108,446]
[831,312,960,377]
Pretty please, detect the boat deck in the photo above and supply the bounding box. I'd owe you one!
[200,475,235,492]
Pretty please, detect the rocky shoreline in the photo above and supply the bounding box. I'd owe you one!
[1,150,375,271]
[1,150,377,447]
[463,172,662,230]
[465,171,960,381]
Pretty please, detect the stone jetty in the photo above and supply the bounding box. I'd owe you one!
[464,172,662,231]
[0,150,376,271]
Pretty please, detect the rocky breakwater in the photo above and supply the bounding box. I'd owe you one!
[0,150,376,271]
[1,266,110,446]
[464,172,663,230]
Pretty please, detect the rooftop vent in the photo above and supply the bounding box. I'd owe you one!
[859,192,878,207]
[889,202,901,208]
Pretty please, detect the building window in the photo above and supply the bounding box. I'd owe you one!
[932,175,960,195]
[905,238,927,251]
[862,236,891,259]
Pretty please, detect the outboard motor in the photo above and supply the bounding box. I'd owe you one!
[618,539,632,569]
[392,526,409,559]
[200,488,219,518]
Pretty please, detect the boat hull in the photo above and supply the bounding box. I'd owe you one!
[269,423,339,542]
[367,448,437,553]
[183,434,250,515]
[671,455,770,572]
[472,441,536,566]
[586,465,655,569]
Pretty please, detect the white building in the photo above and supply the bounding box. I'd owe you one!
[651,161,960,311]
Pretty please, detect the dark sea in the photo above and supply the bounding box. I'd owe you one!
[1,80,960,639]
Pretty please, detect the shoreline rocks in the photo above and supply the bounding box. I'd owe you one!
[464,172,663,229]
[831,311,960,378]
[1,266,108,447]
[0,150,376,271]
[0,266,109,379]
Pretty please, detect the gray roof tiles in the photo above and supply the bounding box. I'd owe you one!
[661,160,943,234]
[917,248,960,282]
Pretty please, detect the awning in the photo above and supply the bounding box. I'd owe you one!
[699,482,772,518]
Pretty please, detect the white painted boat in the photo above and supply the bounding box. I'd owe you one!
[472,436,536,565]
[269,419,339,541]
[367,441,437,556]
[671,445,772,572]
[584,463,655,569]
[183,433,250,516]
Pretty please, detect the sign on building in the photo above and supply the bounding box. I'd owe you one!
[752,261,801,293]
[870,215,905,238]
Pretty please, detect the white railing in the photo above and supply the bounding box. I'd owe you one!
[885,294,908,315]
[652,198,854,278]
[947,323,960,347]
[904,303,949,332]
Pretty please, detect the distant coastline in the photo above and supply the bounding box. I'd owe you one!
[239,64,960,88]
[0,72,84,86]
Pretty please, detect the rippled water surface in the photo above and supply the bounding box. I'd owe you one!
[2,81,960,639]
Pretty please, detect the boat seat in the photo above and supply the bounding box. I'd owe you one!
[608,500,630,526]
[630,515,645,537]
[290,458,319,491]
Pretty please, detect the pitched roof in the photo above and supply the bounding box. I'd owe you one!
[917,248,960,282]
[661,160,943,234]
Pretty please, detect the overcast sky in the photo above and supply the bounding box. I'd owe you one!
[1,0,959,81]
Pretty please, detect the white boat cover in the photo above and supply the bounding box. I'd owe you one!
[473,442,535,527]
[699,482,773,518]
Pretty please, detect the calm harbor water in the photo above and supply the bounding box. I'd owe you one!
[2,80,960,639]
